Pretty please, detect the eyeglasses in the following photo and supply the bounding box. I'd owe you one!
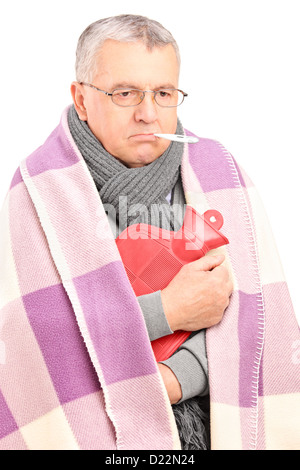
[80,82,188,108]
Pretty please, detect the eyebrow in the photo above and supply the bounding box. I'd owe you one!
[110,82,177,90]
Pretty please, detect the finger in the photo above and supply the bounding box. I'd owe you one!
[213,264,229,278]
[190,254,225,272]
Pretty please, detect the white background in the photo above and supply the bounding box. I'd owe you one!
[0,0,299,324]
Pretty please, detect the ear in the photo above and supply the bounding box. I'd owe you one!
[70,82,88,121]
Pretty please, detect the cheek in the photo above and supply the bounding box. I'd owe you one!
[88,106,125,144]
[96,115,130,155]
[102,108,132,136]
[109,113,129,137]
[160,111,178,133]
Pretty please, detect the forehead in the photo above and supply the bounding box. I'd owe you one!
[93,40,179,88]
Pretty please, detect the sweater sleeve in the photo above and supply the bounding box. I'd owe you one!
[137,290,173,341]
[161,330,209,402]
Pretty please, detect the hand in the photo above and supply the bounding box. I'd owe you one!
[161,254,233,332]
[157,362,182,404]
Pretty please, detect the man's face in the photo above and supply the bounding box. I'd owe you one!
[72,40,179,168]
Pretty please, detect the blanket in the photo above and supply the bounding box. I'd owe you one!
[0,106,299,450]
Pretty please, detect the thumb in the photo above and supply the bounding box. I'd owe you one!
[191,254,225,272]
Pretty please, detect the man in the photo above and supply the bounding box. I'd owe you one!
[0,15,299,451]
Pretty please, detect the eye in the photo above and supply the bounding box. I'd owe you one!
[158,90,171,98]
[112,89,142,106]
[114,90,140,100]
[119,91,132,97]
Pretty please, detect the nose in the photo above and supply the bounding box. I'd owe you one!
[134,91,158,124]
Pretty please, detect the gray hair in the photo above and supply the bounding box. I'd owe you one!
[75,14,180,83]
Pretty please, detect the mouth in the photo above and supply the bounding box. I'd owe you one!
[129,133,157,142]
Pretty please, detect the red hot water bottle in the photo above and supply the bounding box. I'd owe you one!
[116,205,229,361]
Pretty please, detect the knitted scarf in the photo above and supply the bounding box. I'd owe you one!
[68,106,209,450]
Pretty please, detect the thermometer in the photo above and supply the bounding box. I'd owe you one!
[154,133,199,144]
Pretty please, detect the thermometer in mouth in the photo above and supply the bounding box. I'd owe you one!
[154,133,199,144]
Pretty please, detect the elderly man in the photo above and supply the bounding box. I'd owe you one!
[70,16,232,436]
[0,15,299,451]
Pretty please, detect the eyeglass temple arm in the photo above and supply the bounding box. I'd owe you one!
[179,90,188,97]
[79,82,112,96]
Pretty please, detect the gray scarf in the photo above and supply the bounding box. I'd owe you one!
[68,105,210,450]
[68,105,183,232]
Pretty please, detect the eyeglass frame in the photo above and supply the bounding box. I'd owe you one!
[79,82,188,108]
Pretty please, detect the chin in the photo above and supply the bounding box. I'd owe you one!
[132,153,161,168]
[116,142,169,168]
[135,142,169,166]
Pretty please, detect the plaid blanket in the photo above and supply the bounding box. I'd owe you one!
[0,106,299,450]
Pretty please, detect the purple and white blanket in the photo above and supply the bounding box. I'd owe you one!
[0,106,299,450]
